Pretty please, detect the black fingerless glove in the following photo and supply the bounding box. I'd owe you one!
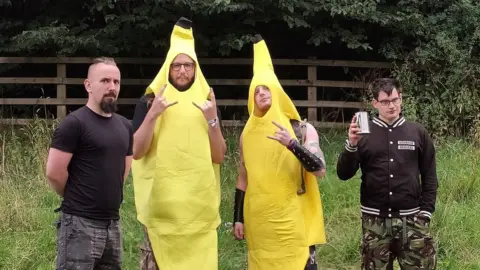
[233,188,245,224]
[287,139,325,172]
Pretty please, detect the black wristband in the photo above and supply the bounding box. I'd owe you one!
[233,188,245,224]
[287,140,325,172]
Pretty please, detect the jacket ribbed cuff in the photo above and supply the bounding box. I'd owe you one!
[344,139,357,152]
[418,210,432,220]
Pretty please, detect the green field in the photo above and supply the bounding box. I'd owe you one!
[1,120,480,270]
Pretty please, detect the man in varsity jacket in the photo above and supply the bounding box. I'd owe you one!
[336,78,438,269]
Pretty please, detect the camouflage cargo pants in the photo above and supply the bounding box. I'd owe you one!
[55,212,123,270]
[139,226,159,270]
[360,213,436,270]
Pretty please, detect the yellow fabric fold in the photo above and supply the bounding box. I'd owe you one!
[131,18,220,270]
[242,36,326,270]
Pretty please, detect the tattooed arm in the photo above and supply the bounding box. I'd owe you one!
[286,122,326,178]
[303,123,326,177]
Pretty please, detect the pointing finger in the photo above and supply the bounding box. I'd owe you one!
[271,121,285,131]
[209,88,216,104]
[266,135,279,141]
[167,101,178,107]
[159,84,167,96]
[192,101,203,111]
[157,95,166,102]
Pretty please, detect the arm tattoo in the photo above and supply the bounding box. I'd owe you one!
[287,140,325,172]
[307,141,325,163]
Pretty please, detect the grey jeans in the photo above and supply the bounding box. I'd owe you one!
[55,212,123,270]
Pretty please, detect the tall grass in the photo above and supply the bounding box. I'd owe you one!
[0,120,479,269]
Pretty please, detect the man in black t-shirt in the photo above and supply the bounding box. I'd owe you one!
[46,57,133,270]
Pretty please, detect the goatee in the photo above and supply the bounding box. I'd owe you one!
[100,98,118,114]
[169,75,194,92]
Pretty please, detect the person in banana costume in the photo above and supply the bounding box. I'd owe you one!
[131,17,226,270]
[232,35,328,269]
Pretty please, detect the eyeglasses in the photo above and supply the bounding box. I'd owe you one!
[377,97,401,107]
[171,62,195,71]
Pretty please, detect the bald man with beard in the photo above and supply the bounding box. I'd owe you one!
[47,57,133,270]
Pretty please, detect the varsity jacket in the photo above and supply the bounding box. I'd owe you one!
[336,115,438,219]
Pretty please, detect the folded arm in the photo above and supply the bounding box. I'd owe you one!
[46,148,73,197]
[46,115,79,197]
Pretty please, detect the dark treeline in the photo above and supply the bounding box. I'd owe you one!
[0,0,479,137]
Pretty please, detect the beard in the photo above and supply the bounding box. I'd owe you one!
[100,95,118,114]
[169,75,194,92]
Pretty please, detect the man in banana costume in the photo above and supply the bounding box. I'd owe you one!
[131,17,226,270]
[232,35,328,269]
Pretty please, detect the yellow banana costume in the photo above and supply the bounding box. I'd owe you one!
[131,18,221,269]
[242,35,327,269]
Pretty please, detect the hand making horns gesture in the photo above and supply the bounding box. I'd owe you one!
[267,121,294,147]
[149,84,178,119]
[193,88,218,121]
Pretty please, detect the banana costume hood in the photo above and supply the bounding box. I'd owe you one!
[241,35,326,270]
[131,17,221,270]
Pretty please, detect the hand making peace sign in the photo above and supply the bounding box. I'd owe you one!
[193,88,218,121]
[148,84,178,119]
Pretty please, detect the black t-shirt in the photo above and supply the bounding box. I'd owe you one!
[131,95,223,133]
[50,106,133,220]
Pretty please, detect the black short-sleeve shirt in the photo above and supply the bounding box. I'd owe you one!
[50,106,133,220]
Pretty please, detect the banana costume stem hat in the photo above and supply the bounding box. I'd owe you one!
[248,34,301,121]
[144,17,210,97]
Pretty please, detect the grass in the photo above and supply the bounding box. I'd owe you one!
[1,119,480,269]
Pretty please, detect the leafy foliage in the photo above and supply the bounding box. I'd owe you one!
[0,0,479,137]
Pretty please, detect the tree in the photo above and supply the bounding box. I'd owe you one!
[1,0,479,136]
